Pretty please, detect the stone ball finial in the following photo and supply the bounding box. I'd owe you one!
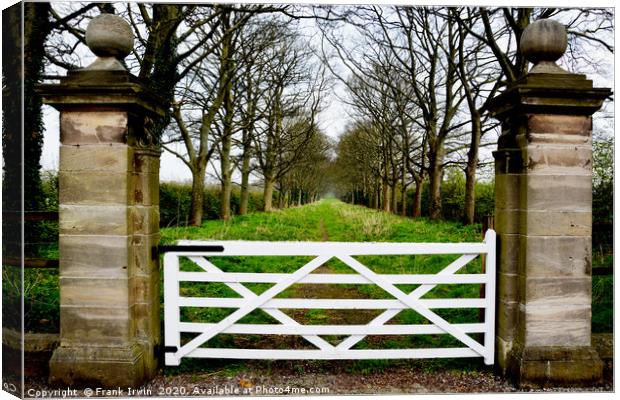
[85,14,134,60]
[520,19,567,68]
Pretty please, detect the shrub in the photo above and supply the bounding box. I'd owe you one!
[592,138,613,252]
[159,182,193,227]
[408,170,494,224]
[159,182,267,226]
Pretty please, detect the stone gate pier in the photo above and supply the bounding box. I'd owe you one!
[38,14,165,387]
[488,19,611,387]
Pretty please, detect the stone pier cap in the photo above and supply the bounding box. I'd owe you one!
[37,12,166,122]
[486,18,611,120]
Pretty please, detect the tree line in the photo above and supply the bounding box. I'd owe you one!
[5,3,333,227]
[320,6,612,223]
[3,4,613,227]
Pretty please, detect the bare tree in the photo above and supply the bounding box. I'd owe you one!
[252,26,327,211]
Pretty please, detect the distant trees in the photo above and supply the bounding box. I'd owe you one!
[322,6,471,220]
[250,24,327,212]
[275,131,332,208]
[324,6,613,223]
[163,10,328,222]
[43,4,328,226]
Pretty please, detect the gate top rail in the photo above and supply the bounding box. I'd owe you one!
[162,232,495,256]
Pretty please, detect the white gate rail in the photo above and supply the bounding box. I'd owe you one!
[163,230,496,366]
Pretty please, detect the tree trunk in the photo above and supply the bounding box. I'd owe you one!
[412,177,423,218]
[218,18,234,221]
[263,175,275,212]
[189,169,205,226]
[276,187,283,208]
[239,152,251,215]
[219,98,233,219]
[427,148,444,220]
[464,116,481,225]
[382,179,390,212]
[219,152,232,220]
[391,183,398,214]
[281,190,288,208]
[400,184,408,217]
[400,159,408,216]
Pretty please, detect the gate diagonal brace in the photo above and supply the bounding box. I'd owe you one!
[188,256,335,351]
[336,255,487,358]
[336,253,478,350]
[173,255,332,360]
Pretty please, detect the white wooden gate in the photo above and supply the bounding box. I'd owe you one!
[163,230,496,366]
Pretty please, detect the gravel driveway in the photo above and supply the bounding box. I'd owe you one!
[22,358,613,398]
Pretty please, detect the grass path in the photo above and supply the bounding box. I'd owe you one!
[161,198,482,244]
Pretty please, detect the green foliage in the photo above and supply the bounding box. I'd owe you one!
[411,170,494,223]
[159,182,193,227]
[593,138,613,223]
[592,275,613,333]
[159,182,266,226]
[2,267,59,333]
[592,138,613,252]
[593,137,613,191]
[441,168,466,221]
[40,170,59,211]
[473,181,495,222]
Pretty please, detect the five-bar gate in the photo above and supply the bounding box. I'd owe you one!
[163,230,496,366]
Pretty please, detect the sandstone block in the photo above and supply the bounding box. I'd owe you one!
[60,111,128,144]
[130,273,159,305]
[521,313,590,347]
[132,302,158,340]
[49,343,145,388]
[494,148,524,175]
[59,171,131,205]
[498,272,518,302]
[497,300,519,340]
[523,303,591,324]
[133,152,160,174]
[59,235,131,278]
[508,345,603,388]
[521,174,591,211]
[60,205,129,236]
[60,144,132,172]
[520,210,591,236]
[130,206,159,235]
[547,357,603,385]
[60,277,129,308]
[132,172,159,206]
[495,208,520,234]
[131,233,160,275]
[520,276,590,306]
[495,336,513,375]
[517,132,591,146]
[519,236,591,277]
[522,144,592,175]
[60,306,130,347]
[498,233,520,275]
[527,114,591,136]
[495,174,521,210]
